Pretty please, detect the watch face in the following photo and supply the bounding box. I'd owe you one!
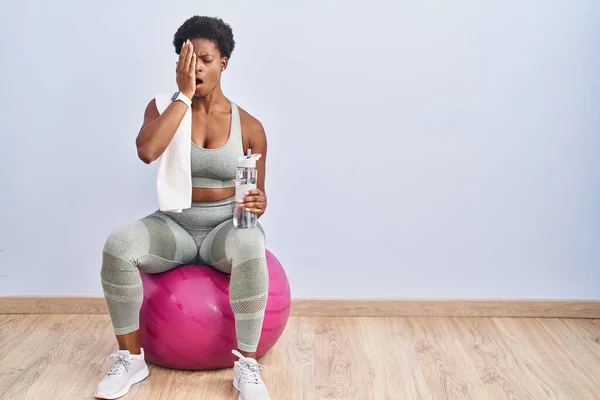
[171,92,180,101]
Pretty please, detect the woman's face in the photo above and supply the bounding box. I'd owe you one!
[189,38,227,97]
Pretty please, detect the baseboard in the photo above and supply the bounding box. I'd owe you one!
[1,296,599,318]
[291,299,600,318]
[0,296,109,314]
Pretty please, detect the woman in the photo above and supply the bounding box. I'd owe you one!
[95,16,271,400]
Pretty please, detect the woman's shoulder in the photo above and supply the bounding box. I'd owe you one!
[236,104,266,137]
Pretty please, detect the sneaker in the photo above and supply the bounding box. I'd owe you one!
[95,349,149,399]
[232,350,270,400]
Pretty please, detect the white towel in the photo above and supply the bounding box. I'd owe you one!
[154,93,192,213]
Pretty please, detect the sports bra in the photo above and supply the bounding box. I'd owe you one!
[190,102,244,189]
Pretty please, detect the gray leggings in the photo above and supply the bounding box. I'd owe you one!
[100,196,268,352]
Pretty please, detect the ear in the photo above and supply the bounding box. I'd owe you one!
[221,57,229,71]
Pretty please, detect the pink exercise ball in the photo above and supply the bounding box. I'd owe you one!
[137,249,291,370]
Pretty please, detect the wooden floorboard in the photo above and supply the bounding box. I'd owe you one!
[1,314,600,399]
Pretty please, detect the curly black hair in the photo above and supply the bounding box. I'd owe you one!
[173,16,235,59]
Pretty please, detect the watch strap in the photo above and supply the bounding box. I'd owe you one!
[171,91,192,107]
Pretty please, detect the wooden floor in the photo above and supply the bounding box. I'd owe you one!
[1,315,600,399]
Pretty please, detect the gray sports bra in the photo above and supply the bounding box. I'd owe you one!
[190,102,244,189]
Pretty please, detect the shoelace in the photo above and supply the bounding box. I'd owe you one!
[240,361,266,384]
[106,353,133,376]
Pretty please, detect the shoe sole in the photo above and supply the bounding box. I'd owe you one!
[95,365,150,399]
[233,376,243,400]
[233,377,270,400]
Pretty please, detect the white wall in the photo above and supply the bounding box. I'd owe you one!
[1,0,598,299]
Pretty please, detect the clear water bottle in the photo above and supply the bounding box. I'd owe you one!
[234,149,262,228]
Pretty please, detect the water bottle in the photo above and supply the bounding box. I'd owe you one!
[234,149,262,228]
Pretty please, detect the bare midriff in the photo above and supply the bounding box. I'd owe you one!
[191,187,235,202]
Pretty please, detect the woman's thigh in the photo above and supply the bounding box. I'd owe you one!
[198,220,266,274]
[102,211,199,274]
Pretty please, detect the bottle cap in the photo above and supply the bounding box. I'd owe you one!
[238,148,261,168]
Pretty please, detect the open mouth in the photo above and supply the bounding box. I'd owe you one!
[196,78,203,85]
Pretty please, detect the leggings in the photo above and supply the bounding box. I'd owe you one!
[100,196,268,352]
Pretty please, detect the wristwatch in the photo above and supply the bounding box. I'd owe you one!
[171,91,192,107]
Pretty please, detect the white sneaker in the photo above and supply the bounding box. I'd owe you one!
[95,349,149,399]
[232,350,270,400]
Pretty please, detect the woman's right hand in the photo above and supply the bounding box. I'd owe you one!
[176,39,196,99]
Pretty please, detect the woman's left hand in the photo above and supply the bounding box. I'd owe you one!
[238,188,267,217]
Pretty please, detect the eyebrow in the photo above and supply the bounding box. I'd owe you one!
[196,53,214,57]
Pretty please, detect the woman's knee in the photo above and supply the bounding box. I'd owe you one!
[103,222,149,260]
[100,222,149,281]
[225,228,266,261]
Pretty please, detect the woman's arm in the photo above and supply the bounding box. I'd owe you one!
[250,122,267,196]
[136,39,197,164]
[240,116,268,217]
[135,98,189,164]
